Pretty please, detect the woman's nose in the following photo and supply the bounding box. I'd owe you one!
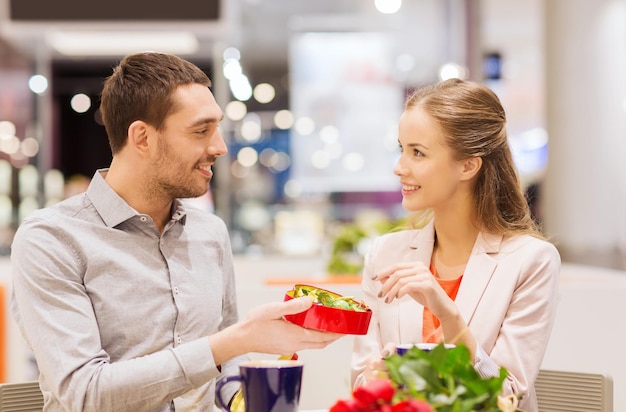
[393,159,406,176]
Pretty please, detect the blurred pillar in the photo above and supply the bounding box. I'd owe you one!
[0,284,5,382]
[464,0,483,81]
[33,43,53,176]
[211,40,233,226]
[542,0,626,266]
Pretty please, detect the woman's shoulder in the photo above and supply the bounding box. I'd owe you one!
[499,233,561,262]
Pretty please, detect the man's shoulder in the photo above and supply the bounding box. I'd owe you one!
[22,193,88,223]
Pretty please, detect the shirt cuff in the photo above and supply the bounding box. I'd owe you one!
[473,344,501,378]
[172,337,220,387]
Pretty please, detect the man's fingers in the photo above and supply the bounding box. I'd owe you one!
[281,296,314,315]
[247,296,312,320]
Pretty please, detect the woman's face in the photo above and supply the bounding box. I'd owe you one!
[394,106,467,213]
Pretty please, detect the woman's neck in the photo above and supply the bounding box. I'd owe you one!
[432,215,479,279]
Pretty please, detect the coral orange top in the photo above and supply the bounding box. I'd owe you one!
[422,264,463,343]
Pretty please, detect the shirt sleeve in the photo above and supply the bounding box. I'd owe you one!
[471,239,561,410]
[10,217,222,412]
[473,344,502,377]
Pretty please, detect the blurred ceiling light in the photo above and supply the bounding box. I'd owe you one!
[47,31,199,56]
[237,147,259,167]
[223,59,243,80]
[223,47,241,61]
[253,83,275,103]
[28,75,49,94]
[375,0,402,14]
[0,121,16,139]
[261,149,291,173]
[0,136,20,154]
[44,169,65,201]
[0,160,11,195]
[225,101,248,121]
[229,74,253,101]
[439,62,468,80]
[283,179,302,198]
[0,196,12,226]
[311,150,330,169]
[319,125,339,143]
[18,165,39,197]
[294,116,315,135]
[20,137,40,158]
[268,152,291,172]
[70,93,91,113]
[240,119,262,142]
[274,110,294,129]
[259,148,276,167]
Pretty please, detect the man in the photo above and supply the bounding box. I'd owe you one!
[10,52,340,411]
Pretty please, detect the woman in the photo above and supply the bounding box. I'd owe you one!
[351,78,560,412]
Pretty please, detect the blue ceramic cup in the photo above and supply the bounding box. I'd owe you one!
[396,343,456,355]
[217,360,304,412]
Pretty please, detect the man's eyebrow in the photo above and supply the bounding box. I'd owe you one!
[189,115,224,127]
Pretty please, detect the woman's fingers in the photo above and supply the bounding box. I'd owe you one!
[379,266,432,303]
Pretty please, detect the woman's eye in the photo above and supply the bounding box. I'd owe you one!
[413,149,424,157]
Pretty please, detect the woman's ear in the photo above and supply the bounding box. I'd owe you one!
[127,120,150,155]
[460,156,482,181]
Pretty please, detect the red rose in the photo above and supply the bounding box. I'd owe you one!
[353,379,395,405]
[391,399,432,412]
[329,398,366,412]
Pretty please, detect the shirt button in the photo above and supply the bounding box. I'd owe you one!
[177,335,182,344]
[174,287,179,294]
[140,216,148,222]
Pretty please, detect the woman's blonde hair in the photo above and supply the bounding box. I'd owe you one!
[405,78,542,238]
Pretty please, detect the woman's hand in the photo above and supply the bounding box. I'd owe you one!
[374,262,453,320]
[361,342,397,383]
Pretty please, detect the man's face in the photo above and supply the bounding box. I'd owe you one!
[150,83,227,200]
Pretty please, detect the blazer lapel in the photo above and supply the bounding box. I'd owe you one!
[455,231,502,325]
[398,221,436,343]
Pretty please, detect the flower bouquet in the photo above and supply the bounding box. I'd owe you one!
[330,343,521,412]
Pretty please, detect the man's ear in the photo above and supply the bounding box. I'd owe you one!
[127,120,151,155]
[460,156,482,181]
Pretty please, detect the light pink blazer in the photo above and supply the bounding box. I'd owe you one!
[352,221,561,412]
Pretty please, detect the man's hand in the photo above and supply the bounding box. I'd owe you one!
[210,297,343,365]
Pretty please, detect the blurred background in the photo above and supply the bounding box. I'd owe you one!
[0,0,624,269]
[1,0,626,408]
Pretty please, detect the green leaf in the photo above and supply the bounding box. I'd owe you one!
[384,343,508,411]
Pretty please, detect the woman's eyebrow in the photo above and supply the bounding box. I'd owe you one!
[405,142,428,150]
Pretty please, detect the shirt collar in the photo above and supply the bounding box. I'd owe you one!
[87,168,188,228]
